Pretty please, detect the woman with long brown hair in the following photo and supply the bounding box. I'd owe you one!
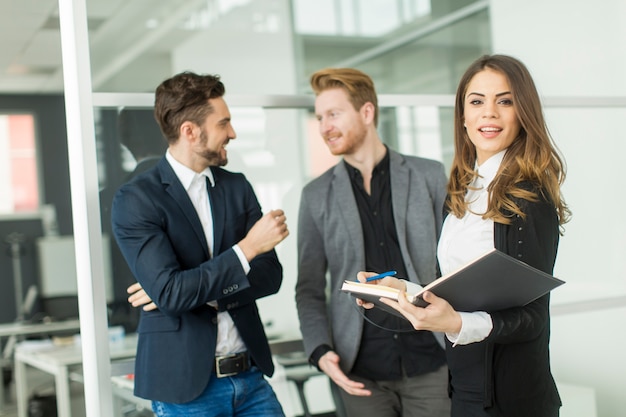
[359,54,570,416]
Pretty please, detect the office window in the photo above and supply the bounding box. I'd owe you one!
[0,114,39,213]
[293,0,431,36]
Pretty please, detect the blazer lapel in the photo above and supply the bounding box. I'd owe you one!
[158,158,209,255]
[390,151,409,242]
[389,151,418,283]
[332,162,365,264]
[208,169,225,255]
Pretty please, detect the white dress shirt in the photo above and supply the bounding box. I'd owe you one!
[437,149,508,346]
[166,151,249,355]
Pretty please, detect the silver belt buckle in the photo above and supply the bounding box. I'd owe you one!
[215,353,238,378]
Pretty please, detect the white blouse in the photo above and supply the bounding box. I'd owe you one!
[438,150,507,345]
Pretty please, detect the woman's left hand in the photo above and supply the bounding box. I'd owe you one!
[380,290,462,334]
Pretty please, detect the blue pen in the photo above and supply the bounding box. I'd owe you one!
[358,270,397,283]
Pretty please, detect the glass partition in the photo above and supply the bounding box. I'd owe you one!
[84,0,491,95]
[92,94,626,333]
[91,97,455,334]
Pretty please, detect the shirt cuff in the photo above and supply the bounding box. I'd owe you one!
[446,311,493,347]
[309,344,333,370]
[404,280,423,294]
[232,244,250,274]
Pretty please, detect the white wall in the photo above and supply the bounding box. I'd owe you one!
[490,1,626,415]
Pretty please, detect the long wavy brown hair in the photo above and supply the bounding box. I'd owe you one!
[447,54,571,229]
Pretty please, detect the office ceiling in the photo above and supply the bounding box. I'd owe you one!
[0,0,491,95]
[0,0,206,94]
[1,0,63,93]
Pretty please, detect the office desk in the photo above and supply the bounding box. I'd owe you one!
[0,319,81,411]
[270,337,325,417]
[14,333,137,417]
[0,319,80,340]
[110,374,153,417]
[0,318,81,366]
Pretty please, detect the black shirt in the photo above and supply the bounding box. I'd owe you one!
[345,148,445,380]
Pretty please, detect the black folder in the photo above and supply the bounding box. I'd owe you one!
[341,249,565,315]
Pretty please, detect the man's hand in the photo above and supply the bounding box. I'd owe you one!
[354,271,406,310]
[127,282,158,311]
[318,351,371,396]
[238,209,289,261]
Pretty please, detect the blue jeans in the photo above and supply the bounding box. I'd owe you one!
[152,366,285,417]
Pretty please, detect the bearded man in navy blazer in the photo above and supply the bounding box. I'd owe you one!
[111,71,289,416]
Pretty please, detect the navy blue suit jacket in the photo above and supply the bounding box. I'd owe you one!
[111,157,282,403]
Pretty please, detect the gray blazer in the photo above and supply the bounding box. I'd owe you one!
[295,149,447,372]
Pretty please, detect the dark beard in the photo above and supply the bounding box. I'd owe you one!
[199,149,227,167]
[199,129,228,166]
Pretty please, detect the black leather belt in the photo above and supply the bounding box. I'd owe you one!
[215,352,250,378]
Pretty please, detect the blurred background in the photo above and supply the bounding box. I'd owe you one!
[0,1,624,416]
